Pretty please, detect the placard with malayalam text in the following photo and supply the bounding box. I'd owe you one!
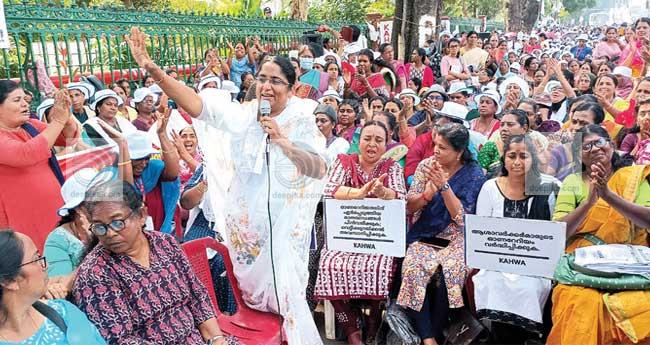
[324,198,406,257]
[465,215,566,278]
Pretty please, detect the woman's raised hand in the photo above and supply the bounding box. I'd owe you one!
[48,89,72,125]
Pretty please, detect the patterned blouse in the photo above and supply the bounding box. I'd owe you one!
[323,155,406,200]
[72,231,215,344]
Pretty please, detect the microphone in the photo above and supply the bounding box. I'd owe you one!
[260,99,272,154]
[260,99,272,117]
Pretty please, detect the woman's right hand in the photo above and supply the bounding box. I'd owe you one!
[127,27,154,70]
[97,119,125,143]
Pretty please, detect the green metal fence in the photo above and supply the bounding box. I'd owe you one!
[2,0,352,102]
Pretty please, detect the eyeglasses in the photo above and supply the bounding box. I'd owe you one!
[256,76,289,86]
[427,95,444,101]
[582,137,609,152]
[90,209,136,236]
[19,255,47,269]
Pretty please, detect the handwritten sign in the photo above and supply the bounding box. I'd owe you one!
[465,215,566,278]
[324,198,406,257]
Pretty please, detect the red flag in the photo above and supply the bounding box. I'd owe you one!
[57,145,117,180]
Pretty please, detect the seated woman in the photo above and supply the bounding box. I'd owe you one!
[315,121,406,345]
[478,109,531,176]
[473,135,560,343]
[0,230,106,345]
[43,168,108,299]
[101,111,181,235]
[171,126,202,190]
[71,180,235,345]
[548,124,649,345]
[344,49,398,100]
[314,104,350,166]
[82,90,138,148]
[620,99,650,161]
[397,123,485,345]
[180,164,237,315]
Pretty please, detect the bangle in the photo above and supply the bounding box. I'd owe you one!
[117,160,131,166]
[345,187,352,199]
[206,334,225,345]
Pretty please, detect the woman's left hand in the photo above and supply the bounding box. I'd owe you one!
[260,116,283,140]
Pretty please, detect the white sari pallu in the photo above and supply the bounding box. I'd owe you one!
[198,88,326,345]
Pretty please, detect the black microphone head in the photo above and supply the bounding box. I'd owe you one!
[260,99,272,116]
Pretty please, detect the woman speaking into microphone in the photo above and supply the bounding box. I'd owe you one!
[127,28,327,345]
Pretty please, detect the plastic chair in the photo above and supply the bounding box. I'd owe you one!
[182,237,284,345]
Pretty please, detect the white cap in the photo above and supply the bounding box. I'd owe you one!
[90,89,123,111]
[57,168,113,217]
[577,34,589,41]
[126,131,158,160]
[314,56,327,67]
[130,87,158,108]
[221,80,240,95]
[36,98,54,121]
[510,62,521,71]
[435,102,470,127]
[66,82,96,100]
[197,75,222,91]
[318,89,343,103]
[447,83,471,96]
[440,30,452,37]
[398,88,421,106]
[499,76,530,98]
[474,90,502,114]
[544,80,563,94]
[148,84,163,94]
[612,66,632,78]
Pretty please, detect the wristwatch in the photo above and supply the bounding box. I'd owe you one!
[206,335,225,345]
[439,182,450,193]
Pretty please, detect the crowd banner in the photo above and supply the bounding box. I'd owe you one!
[324,198,406,257]
[465,215,566,278]
[58,145,117,179]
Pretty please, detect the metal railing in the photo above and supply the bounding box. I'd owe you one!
[2,0,352,102]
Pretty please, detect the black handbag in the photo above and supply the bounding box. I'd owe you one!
[444,308,486,345]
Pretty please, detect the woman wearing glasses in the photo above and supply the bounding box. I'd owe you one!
[0,230,106,344]
[71,180,235,345]
[549,124,649,345]
[127,28,327,344]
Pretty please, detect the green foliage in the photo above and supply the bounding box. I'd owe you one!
[309,0,372,22]
[561,0,596,14]
[442,0,503,20]
[366,0,395,17]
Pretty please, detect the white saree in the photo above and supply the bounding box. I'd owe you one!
[197,88,326,344]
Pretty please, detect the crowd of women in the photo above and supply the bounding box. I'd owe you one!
[0,17,648,345]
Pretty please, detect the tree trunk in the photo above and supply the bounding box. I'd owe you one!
[507,0,540,32]
[391,0,404,59]
[290,0,308,21]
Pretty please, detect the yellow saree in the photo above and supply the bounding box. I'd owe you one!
[548,165,650,345]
